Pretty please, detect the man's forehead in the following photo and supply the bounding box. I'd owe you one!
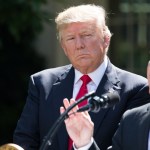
[63,22,97,31]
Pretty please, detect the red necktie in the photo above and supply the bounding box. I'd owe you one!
[68,75,91,150]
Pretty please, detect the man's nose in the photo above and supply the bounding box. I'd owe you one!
[75,37,85,50]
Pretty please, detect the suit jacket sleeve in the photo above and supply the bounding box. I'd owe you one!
[13,76,41,150]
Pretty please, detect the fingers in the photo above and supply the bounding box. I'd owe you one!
[60,98,91,121]
[60,98,69,114]
[60,98,77,116]
[80,111,94,128]
[70,99,79,112]
[60,106,65,114]
[84,111,92,121]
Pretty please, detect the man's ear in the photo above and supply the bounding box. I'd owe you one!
[103,34,110,49]
[102,26,111,49]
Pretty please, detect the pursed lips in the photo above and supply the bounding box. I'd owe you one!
[77,53,90,58]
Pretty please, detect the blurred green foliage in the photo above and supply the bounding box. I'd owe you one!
[0,0,47,145]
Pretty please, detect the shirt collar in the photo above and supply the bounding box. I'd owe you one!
[74,56,108,86]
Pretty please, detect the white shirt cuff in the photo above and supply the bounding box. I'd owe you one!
[73,137,94,150]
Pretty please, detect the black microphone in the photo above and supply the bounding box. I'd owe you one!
[77,92,120,113]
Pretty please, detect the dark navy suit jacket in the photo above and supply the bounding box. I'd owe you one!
[109,103,150,150]
[13,60,150,150]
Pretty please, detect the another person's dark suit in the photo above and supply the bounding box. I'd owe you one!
[13,59,150,150]
[109,102,150,150]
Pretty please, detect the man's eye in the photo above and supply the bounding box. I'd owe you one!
[84,34,92,37]
[67,37,75,41]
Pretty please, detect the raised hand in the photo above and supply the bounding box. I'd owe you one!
[60,98,94,149]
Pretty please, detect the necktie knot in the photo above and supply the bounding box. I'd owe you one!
[80,75,91,85]
[75,75,91,101]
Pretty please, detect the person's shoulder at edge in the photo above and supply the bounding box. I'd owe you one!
[31,64,72,78]
[122,102,150,120]
[113,64,148,83]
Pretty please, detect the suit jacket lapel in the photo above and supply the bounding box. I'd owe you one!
[50,66,75,150]
[90,60,121,133]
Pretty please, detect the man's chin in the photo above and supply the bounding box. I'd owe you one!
[77,62,93,69]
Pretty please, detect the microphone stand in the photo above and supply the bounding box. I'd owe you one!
[39,91,95,150]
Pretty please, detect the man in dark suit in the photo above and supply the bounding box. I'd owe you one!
[62,61,150,150]
[109,102,150,150]
[13,4,150,150]
[108,61,150,150]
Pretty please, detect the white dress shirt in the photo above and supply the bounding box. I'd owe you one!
[73,138,94,150]
[73,57,108,150]
[73,56,108,99]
